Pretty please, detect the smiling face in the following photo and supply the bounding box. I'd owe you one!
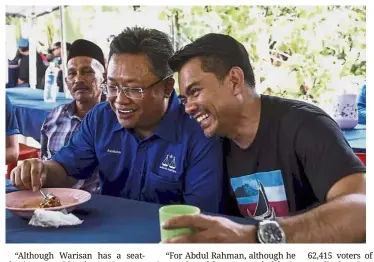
[106,53,174,134]
[66,56,104,104]
[178,57,241,137]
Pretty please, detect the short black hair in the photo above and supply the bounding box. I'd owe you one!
[109,27,174,79]
[169,33,256,88]
[53,42,72,51]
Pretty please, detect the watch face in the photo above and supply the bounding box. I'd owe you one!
[258,222,286,243]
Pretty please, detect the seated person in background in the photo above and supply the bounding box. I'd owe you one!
[52,41,72,61]
[7,51,20,88]
[52,41,72,92]
[10,39,47,88]
[357,84,366,124]
[15,39,30,87]
[40,39,106,193]
[11,27,224,213]
[164,33,366,243]
[6,95,19,164]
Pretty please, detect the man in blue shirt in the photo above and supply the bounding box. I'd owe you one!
[10,28,223,213]
[6,95,20,164]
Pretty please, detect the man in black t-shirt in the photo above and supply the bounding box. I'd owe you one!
[163,33,366,243]
[12,39,47,88]
[15,39,30,86]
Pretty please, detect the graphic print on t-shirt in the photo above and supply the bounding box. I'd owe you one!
[230,170,289,219]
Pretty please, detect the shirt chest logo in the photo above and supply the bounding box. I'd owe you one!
[107,149,121,154]
[160,154,177,173]
[230,170,289,218]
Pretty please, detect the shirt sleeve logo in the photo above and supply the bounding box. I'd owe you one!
[160,154,177,173]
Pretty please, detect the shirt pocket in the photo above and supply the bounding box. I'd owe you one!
[141,171,183,205]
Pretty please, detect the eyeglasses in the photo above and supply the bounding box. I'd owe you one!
[102,74,173,100]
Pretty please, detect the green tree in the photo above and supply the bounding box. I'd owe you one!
[64,6,84,42]
[159,6,366,104]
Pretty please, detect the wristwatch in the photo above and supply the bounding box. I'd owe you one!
[257,219,286,243]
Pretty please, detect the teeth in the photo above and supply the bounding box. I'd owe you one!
[118,109,135,113]
[196,114,209,123]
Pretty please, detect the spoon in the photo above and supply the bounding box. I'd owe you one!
[39,189,62,208]
[39,189,55,200]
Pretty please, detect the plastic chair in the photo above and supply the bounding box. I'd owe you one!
[6,143,40,179]
[355,153,366,166]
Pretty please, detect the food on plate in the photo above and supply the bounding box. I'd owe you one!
[39,196,62,208]
[21,197,63,208]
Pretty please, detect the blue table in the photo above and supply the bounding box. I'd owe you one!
[6,180,255,243]
[6,88,72,141]
[342,124,366,153]
[5,179,18,194]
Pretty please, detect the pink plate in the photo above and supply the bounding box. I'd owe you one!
[6,188,91,218]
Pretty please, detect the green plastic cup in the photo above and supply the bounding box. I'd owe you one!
[159,204,200,241]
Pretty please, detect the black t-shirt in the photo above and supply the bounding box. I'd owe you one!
[18,55,29,83]
[224,95,365,219]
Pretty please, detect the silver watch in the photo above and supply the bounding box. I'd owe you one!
[257,219,286,243]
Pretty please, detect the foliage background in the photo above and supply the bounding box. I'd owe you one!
[6,5,366,107]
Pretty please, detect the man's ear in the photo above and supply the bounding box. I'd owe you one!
[164,77,175,98]
[228,67,245,96]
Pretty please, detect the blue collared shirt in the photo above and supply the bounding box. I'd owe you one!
[6,95,20,136]
[53,91,223,212]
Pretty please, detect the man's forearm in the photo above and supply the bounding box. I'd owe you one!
[6,147,18,164]
[44,160,78,188]
[278,194,366,243]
